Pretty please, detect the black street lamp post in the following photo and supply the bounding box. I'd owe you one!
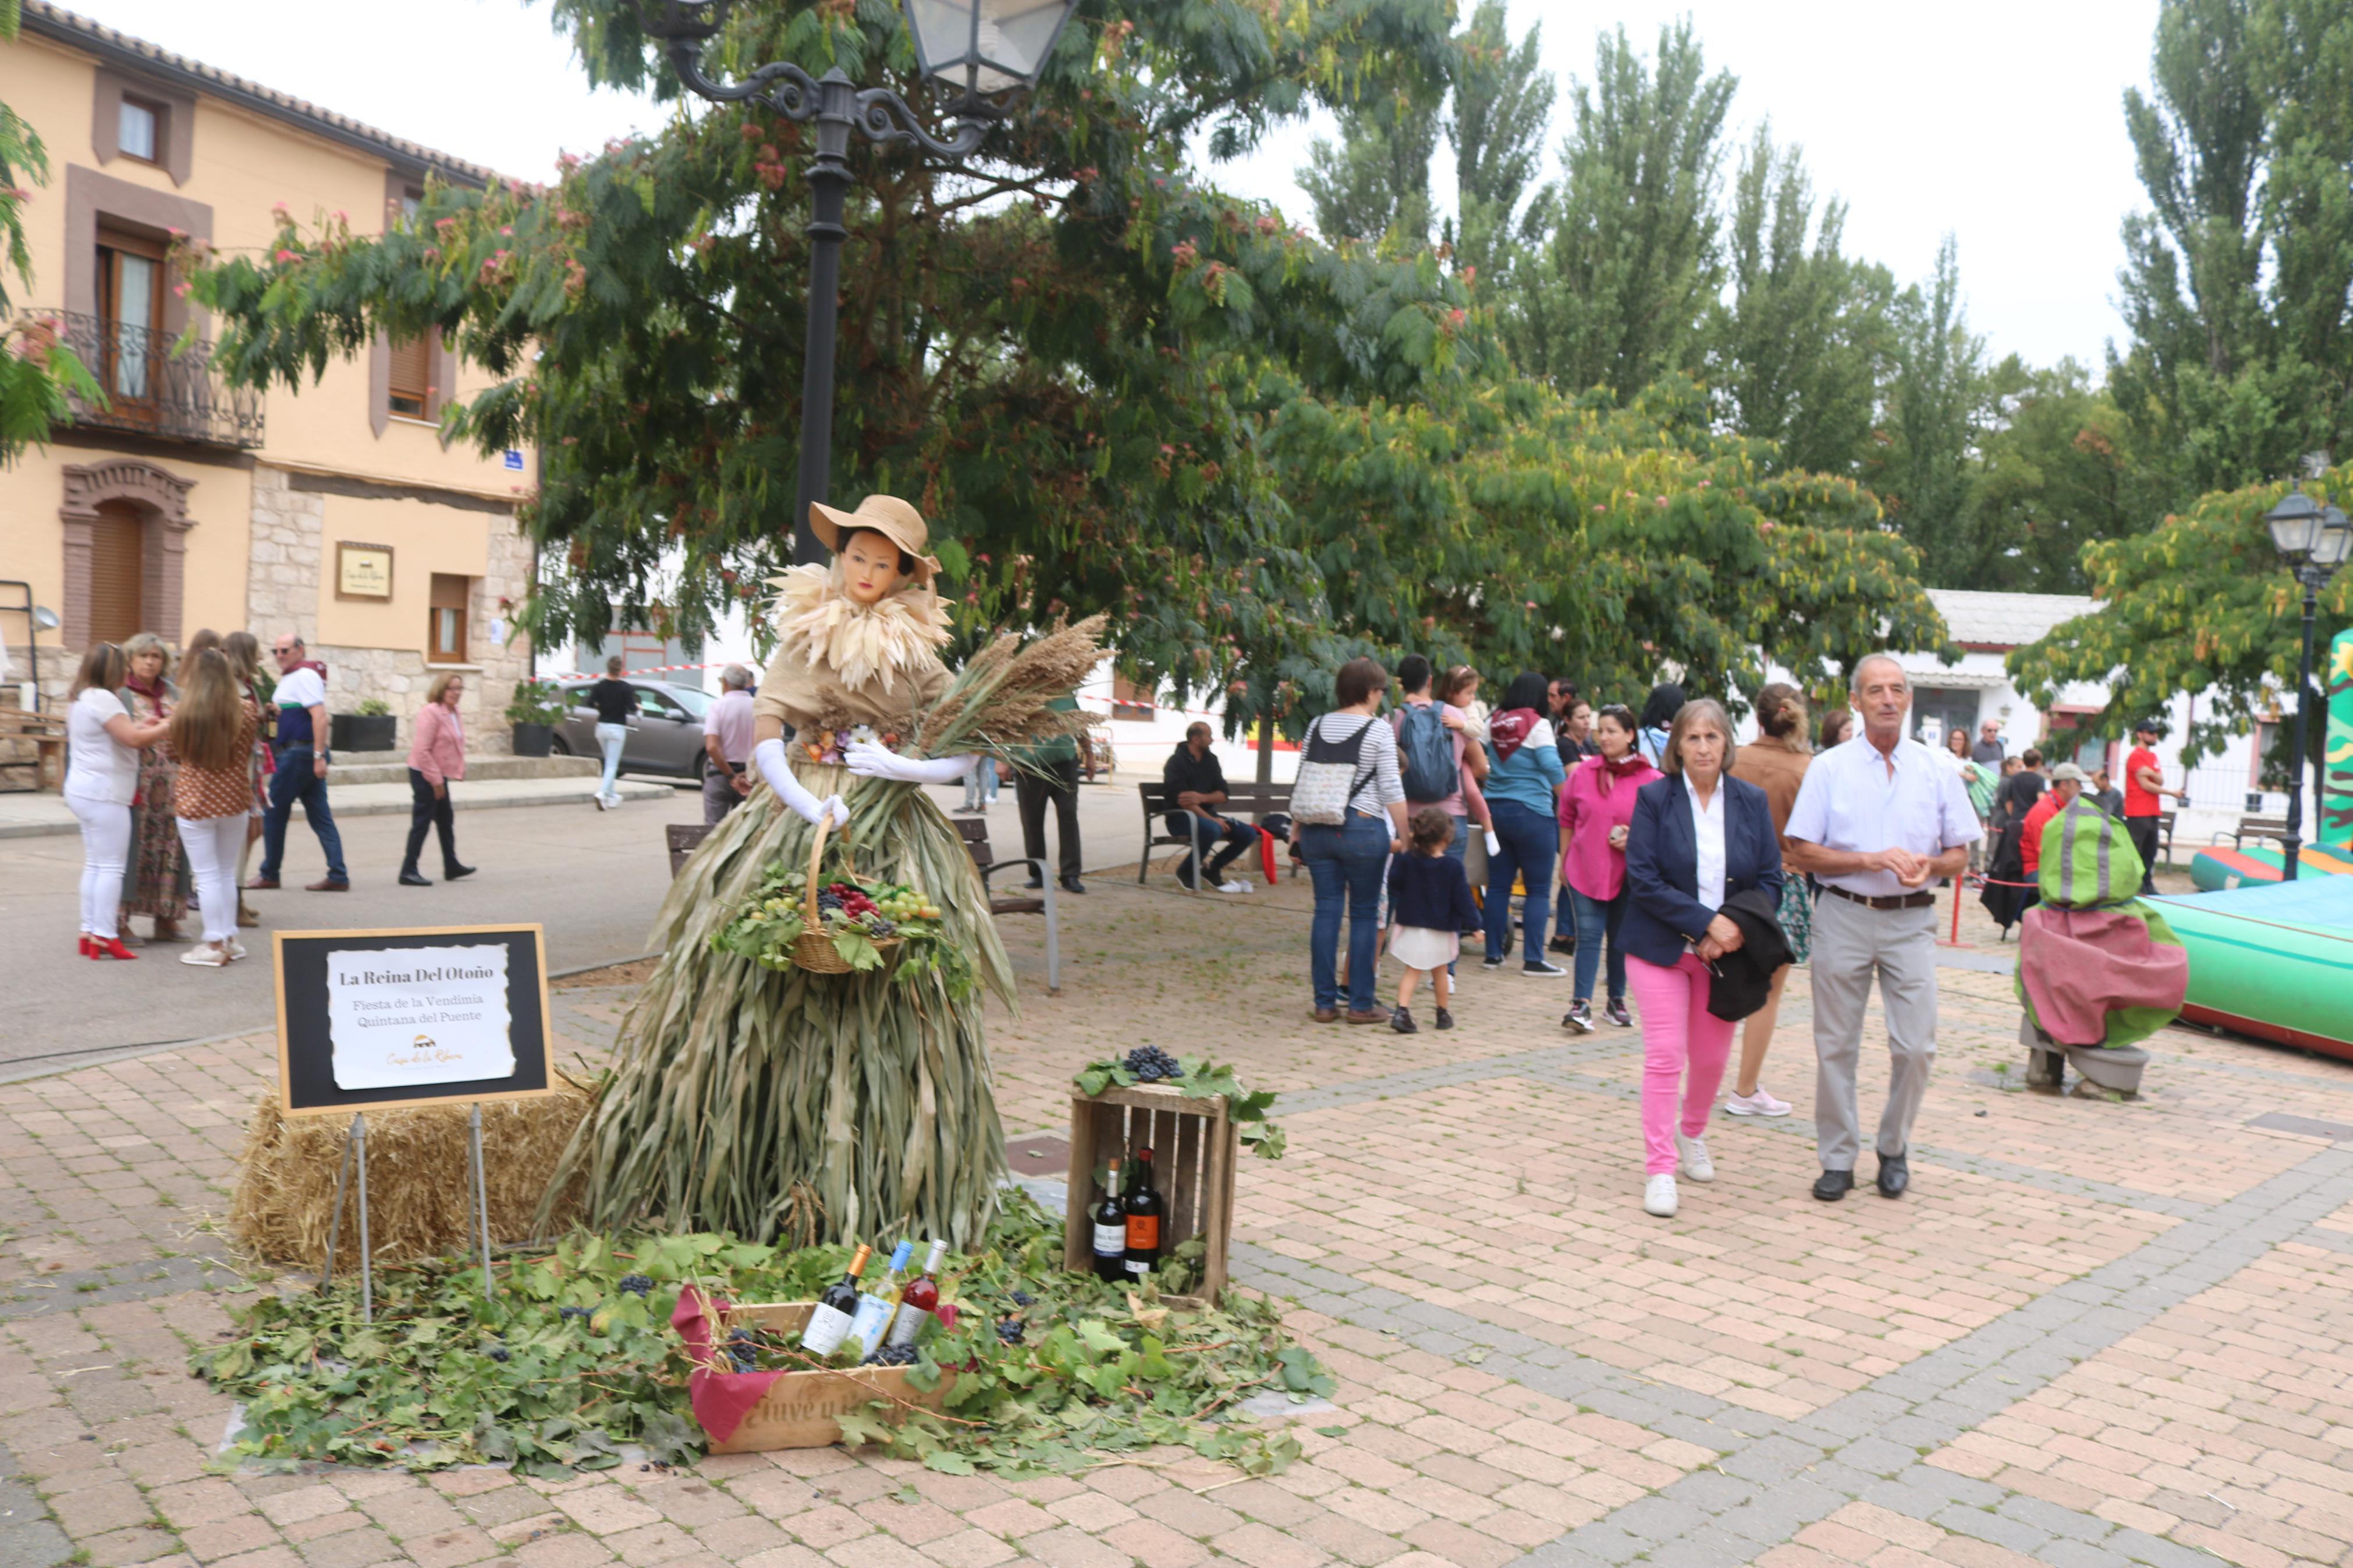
[2262,483,2352,881]
[638,0,1077,564]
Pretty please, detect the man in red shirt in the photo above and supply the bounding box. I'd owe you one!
[2122,720,2187,894]
[2020,763,2087,899]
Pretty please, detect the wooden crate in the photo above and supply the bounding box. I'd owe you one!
[1060,1081,1236,1310]
[707,1300,957,1453]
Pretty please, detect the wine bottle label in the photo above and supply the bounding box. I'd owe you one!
[884,1304,933,1350]
[1092,1222,1125,1258]
[1125,1255,1151,1275]
[1126,1215,1159,1251]
[798,1302,854,1355]
[849,1295,893,1354]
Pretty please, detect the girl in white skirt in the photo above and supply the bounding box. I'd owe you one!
[1386,807,1483,1033]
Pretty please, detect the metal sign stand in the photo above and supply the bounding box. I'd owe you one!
[468,1103,494,1288]
[318,1112,372,1323]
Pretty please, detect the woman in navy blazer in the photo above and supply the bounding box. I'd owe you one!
[1620,698,1783,1218]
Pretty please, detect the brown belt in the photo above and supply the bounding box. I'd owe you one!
[1822,884,1937,911]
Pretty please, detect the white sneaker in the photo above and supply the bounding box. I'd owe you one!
[1676,1131,1715,1183]
[180,944,230,968]
[1219,880,1251,894]
[594,793,609,812]
[1724,1086,1791,1118]
[1643,1174,1678,1218]
[228,939,249,961]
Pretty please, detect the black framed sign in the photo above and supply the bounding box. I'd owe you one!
[272,925,556,1116]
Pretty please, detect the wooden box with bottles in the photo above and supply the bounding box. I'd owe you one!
[705,1300,957,1453]
[1060,1081,1237,1310]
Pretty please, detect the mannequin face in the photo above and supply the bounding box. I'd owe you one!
[840,531,908,606]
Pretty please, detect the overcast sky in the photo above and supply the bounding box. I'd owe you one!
[73,0,2160,371]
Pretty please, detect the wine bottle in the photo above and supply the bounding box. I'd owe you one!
[885,1238,951,1349]
[799,1243,872,1354]
[1092,1158,1127,1282]
[850,1239,913,1356]
[1123,1147,1163,1277]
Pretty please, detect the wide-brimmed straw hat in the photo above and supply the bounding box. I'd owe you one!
[809,495,940,586]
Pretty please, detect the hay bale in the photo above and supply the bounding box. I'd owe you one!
[230,1088,591,1269]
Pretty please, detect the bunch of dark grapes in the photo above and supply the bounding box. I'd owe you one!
[486,1345,510,1363]
[995,1318,1025,1345]
[1123,1047,1181,1082]
[1010,1289,1034,1307]
[617,1274,652,1297]
[862,1345,919,1367]
[558,1306,590,1321]
[726,1327,759,1373]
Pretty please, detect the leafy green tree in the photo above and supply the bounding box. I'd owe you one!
[189,0,1466,698]
[1862,237,2027,588]
[2008,464,2352,760]
[1507,20,1735,400]
[1969,362,2165,593]
[0,0,101,465]
[1445,0,1553,281]
[1297,87,1441,248]
[2109,0,2353,500]
[1701,126,1894,480]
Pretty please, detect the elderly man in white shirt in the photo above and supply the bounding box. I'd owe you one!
[1784,655,1981,1202]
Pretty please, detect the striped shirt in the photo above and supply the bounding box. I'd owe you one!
[1307,712,1406,818]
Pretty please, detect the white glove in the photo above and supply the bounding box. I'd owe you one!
[754,738,848,827]
[1485,829,1502,856]
[843,739,978,786]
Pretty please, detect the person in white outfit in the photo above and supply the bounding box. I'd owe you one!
[166,648,263,966]
[64,643,168,959]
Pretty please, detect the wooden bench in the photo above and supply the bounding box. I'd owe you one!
[1136,781,1291,891]
[951,817,1061,995]
[667,818,1060,993]
[0,707,66,793]
[2213,813,2290,852]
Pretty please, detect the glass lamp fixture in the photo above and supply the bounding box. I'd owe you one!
[2313,504,2352,569]
[904,0,1079,99]
[2266,486,2323,561]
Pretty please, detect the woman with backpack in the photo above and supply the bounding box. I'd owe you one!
[1479,671,1570,975]
[1292,657,1408,1023]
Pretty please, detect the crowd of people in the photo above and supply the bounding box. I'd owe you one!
[1226,650,1998,1218]
[62,627,476,966]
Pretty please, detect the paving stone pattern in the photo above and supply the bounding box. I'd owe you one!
[3,875,2351,1568]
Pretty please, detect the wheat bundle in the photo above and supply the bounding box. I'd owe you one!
[230,1089,590,1270]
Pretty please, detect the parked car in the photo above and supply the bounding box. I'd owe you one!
[551,678,715,781]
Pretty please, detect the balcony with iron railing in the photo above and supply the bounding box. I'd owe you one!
[31,310,265,450]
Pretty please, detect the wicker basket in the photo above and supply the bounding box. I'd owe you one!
[790,812,903,975]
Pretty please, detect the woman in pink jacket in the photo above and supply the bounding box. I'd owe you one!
[1556,704,1662,1033]
[400,672,477,886]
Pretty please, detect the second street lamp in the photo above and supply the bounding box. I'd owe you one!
[638,0,1077,563]
[2262,483,2353,881]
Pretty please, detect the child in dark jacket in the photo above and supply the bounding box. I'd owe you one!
[1386,807,1484,1033]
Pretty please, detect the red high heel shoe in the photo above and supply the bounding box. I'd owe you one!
[94,936,139,960]
[79,934,92,957]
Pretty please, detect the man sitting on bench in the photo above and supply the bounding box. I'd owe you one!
[1163,722,1261,893]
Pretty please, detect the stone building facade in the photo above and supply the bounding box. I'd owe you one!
[2,6,537,756]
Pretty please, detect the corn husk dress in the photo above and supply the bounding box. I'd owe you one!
[560,568,1013,1247]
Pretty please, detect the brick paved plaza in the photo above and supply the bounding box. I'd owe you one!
[4,873,2351,1568]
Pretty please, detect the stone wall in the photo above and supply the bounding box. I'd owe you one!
[248,464,534,756]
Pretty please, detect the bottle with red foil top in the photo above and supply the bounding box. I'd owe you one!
[884,1238,950,1349]
[1122,1146,1162,1277]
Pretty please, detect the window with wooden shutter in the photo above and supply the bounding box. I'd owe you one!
[428,573,470,663]
[388,332,432,418]
[88,502,146,648]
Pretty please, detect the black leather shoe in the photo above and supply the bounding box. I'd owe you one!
[399,870,432,887]
[1812,1168,1854,1201]
[1876,1153,1910,1197]
[1060,877,1087,895]
[443,863,477,881]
